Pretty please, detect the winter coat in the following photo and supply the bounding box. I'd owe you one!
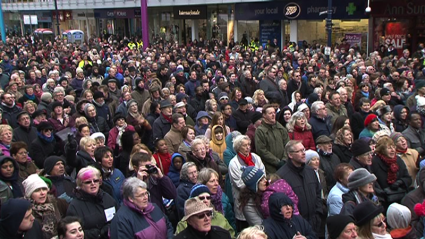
[325,103,348,125]
[223,134,237,204]
[0,104,22,129]
[175,180,194,220]
[309,115,332,141]
[29,135,61,168]
[398,149,419,187]
[0,180,12,204]
[209,125,227,160]
[48,117,68,132]
[287,79,309,99]
[262,193,317,239]
[168,153,185,188]
[255,121,289,174]
[12,125,38,147]
[243,197,263,226]
[261,179,299,219]
[228,152,265,221]
[403,126,425,156]
[276,160,323,233]
[175,209,235,239]
[371,155,412,205]
[46,175,76,203]
[94,102,112,127]
[152,114,172,140]
[67,189,118,239]
[184,78,200,98]
[333,143,353,163]
[0,156,24,198]
[145,175,177,213]
[186,152,221,183]
[17,160,38,180]
[164,126,183,155]
[178,142,191,162]
[87,116,110,140]
[402,168,425,237]
[110,201,173,239]
[327,182,350,216]
[318,152,341,191]
[232,109,254,135]
[341,190,380,216]
[103,168,125,205]
[174,225,232,239]
[107,125,135,151]
[73,149,100,175]
[351,110,371,139]
[288,126,316,151]
[393,105,409,132]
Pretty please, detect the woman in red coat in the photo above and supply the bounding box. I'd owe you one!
[107,114,135,154]
[286,111,316,151]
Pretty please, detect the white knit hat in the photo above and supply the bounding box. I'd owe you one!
[386,203,411,229]
[22,174,49,198]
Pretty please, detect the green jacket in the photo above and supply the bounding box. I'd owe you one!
[255,121,289,174]
[175,209,236,239]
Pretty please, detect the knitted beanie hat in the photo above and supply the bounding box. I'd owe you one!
[305,149,320,164]
[364,114,378,127]
[190,184,211,198]
[327,215,355,239]
[22,174,49,198]
[347,168,377,190]
[43,156,65,175]
[241,166,265,193]
[390,132,404,144]
[351,139,372,157]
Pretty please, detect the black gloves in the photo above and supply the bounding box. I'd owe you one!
[390,180,403,190]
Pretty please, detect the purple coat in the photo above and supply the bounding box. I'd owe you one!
[261,179,300,219]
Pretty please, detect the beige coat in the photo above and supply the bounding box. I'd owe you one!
[399,148,419,187]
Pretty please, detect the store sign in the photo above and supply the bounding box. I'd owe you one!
[235,0,366,20]
[285,3,301,19]
[371,0,425,16]
[95,9,134,19]
[173,6,207,19]
[259,20,281,48]
[345,33,362,49]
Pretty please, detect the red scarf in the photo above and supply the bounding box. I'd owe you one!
[238,152,254,166]
[377,153,399,184]
[161,113,173,123]
[396,148,408,154]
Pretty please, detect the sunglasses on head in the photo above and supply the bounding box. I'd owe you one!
[198,196,211,200]
[196,211,213,219]
[82,179,100,185]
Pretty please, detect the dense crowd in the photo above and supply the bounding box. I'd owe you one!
[0,34,425,239]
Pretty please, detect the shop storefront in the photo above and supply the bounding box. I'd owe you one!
[173,5,208,44]
[370,0,425,55]
[71,10,95,40]
[235,0,368,49]
[52,10,73,33]
[94,9,135,37]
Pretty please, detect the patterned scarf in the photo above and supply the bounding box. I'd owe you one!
[32,202,58,238]
[116,123,127,147]
[211,185,224,214]
[377,153,399,184]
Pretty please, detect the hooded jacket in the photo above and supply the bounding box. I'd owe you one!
[0,198,43,239]
[393,105,409,132]
[168,153,186,187]
[209,125,227,160]
[261,179,300,219]
[0,156,24,198]
[262,193,316,239]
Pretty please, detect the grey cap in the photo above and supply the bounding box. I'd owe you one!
[347,168,377,190]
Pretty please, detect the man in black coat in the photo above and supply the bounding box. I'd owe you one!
[276,140,323,235]
[232,99,254,135]
[12,112,38,146]
[287,71,309,98]
[0,93,22,129]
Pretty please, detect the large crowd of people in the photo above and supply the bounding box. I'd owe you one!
[0,33,424,239]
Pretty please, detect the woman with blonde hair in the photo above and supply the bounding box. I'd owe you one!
[353,200,390,239]
[23,101,38,116]
[252,89,269,112]
[286,112,315,151]
[0,125,13,156]
[237,225,268,239]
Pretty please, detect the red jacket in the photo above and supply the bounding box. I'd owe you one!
[288,125,316,151]
[107,125,135,150]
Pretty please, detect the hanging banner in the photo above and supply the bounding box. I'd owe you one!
[345,33,362,49]
[384,22,407,56]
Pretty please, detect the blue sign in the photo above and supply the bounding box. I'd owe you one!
[259,20,281,49]
[235,0,367,20]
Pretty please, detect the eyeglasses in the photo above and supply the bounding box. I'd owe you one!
[198,196,211,201]
[373,218,385,228]
[82,179,100,185]
[18,151,29,156]
[135,191,150,198]
[195,211,213,219]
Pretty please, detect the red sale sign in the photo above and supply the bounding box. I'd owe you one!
[384,22,407,56]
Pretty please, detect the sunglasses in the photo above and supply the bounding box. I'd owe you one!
[198,196,211,200]
[195,211,213,219]
[82,179,100,185]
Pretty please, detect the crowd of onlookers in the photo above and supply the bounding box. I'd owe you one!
[0,33,424,239]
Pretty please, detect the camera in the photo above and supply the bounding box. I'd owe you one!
[145,164,158,174]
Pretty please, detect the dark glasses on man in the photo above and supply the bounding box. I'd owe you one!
[198,196,211,200]
[196,211,213,219]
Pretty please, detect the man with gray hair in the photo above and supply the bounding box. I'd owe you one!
[277,140,323,235]
[309,101,332,141]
